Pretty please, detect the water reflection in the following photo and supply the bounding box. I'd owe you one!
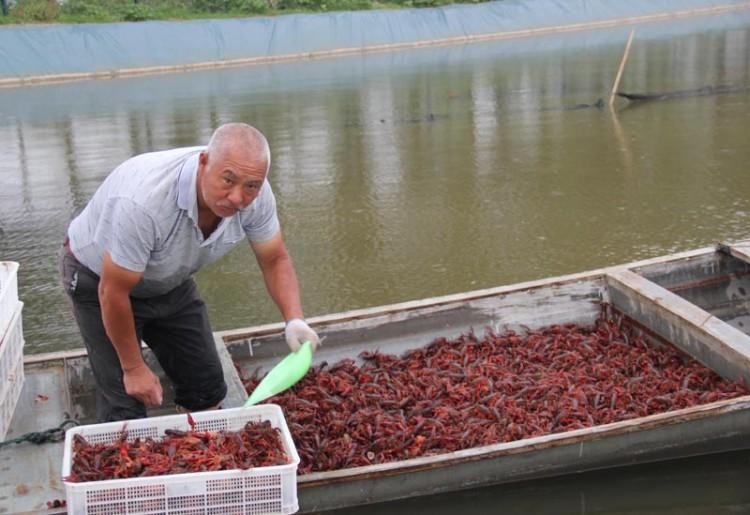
[0,14,749,353]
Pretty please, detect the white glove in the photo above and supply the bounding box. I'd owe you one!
[285,318,320,352]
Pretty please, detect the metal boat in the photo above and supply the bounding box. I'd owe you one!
[3,240,750,514]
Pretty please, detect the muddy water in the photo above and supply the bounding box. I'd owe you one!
[0,15,748,356]
[1,12,750,515]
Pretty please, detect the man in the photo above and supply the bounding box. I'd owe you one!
[59,123,319,422]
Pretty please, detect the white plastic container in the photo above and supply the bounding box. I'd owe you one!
[0,262,19,340]
[62,405,300,515]
[0,301,24,441]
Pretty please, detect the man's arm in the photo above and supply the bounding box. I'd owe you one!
[251,231,319,351]
[250,231,303,321]
[99,252,163,406]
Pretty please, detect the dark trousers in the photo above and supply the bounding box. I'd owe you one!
[58,246,227,422]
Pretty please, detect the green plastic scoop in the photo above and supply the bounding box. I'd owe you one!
[244,341,313,406]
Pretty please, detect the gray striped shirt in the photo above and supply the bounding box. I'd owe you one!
[68,146,279,297]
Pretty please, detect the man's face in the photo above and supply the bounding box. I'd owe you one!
[197,147,268,218]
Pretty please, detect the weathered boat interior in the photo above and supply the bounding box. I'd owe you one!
[633,244,750,334]
[2,241,750,513]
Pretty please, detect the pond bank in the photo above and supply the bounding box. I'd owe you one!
[1,0,749,87]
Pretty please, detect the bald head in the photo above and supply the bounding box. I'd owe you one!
[206,123,271,174]
[197,123,272,218]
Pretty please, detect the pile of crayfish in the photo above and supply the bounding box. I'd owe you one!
[243,314,748,474]
[67,419,289,482]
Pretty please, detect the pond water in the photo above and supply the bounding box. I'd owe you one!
[0,15,749,356]
[1,10,750,515]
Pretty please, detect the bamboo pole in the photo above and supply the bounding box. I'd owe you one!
[610,107,635,175]
[609,29,636,109]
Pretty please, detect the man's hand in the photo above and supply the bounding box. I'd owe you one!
[123,363,163,406]
[99,252,163,406]
[285,318,320,352]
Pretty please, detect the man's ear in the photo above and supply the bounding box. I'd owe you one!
[199,151,209,166]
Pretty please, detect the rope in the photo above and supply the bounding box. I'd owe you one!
[0,417,79,448]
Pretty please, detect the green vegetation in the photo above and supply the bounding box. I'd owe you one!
[0,0,487,24]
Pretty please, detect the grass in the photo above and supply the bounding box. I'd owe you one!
[0,0,485,25]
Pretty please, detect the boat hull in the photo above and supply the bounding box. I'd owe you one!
[3,240,750,513]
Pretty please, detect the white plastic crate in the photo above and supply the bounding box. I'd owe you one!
[0,302,24,387]
[62,404,300,515]
[0,262,19,340]
[0,302,24,441]
[0,345,24,441]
